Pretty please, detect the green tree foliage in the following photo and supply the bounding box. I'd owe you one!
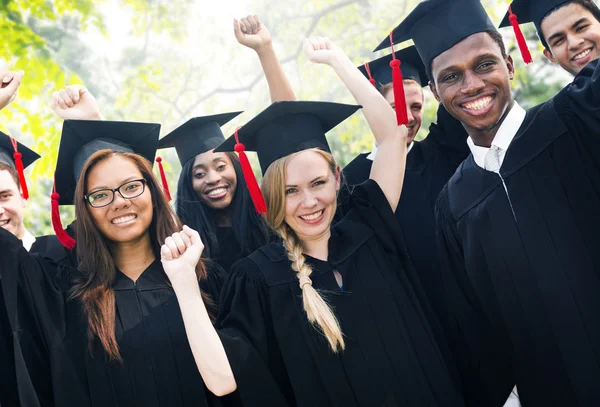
[1,0,573,236]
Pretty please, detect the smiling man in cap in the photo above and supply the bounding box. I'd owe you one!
[376,0,600,405]
[500,0,600,75]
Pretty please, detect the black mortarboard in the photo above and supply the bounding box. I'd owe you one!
[0,131,40,170]
[215,101,361,174]
[54,120,161,206]
[0,131,40,199]
[358,45,429,88]
[158,111,243,165]
[373,0,497,70]
[499,0,571,48]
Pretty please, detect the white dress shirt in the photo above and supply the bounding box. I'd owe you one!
[466,102,527,172]
[21,228,36,252]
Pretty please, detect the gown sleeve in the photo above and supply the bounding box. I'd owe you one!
[567,59,600,128]
[215,258,292,406]
[0,227,61,406]
[346,178,409,257]
[434,187,515,407]
[199,259,225,309]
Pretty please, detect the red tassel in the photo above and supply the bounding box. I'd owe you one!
[234,127,267,215]
[51,182,76,250]
[364,62,377,88]
[9,137,29,200]
[508,6,533,64]
[155,157,172,201]
[389,32,408,126]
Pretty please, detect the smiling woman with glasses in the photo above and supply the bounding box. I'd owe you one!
[0,119,231,406]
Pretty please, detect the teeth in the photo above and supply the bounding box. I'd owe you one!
[112,215,137,225]
[463,96,492,111]
[574,48,592,60]
[0,220,8,226]
[208,187,227,197]
[300,210,323,221]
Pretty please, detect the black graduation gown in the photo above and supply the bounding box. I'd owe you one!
[436,59,600,407]
[30,221,78,268]
[217,180,464,407]
[0,227,227,407]
[340,105,469,320]
[0,281,19,406]
[214,227,243,273]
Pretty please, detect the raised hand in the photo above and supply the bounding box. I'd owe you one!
[303,37,345,66]
[234,15,272,52]
[161,225,204,289]
[50,85,103,120]
[0,70,24,111]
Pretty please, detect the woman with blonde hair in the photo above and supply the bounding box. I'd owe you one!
[212,37,464,406]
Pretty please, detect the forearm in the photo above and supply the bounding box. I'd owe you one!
[174,280,237,396]
[256,44,296,102]
[328,53,396,145]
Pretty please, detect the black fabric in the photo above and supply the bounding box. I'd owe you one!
[157,112,242,166]
[435,59,600,406]
[0,227,227,407]
[30,222,78,268]
[217,179,464,406]
[213,227,243,274]
[339,104,469,322]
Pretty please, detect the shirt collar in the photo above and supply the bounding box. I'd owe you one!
[467,102,526,168]
[21,228,36,252]
[366,141,414,161]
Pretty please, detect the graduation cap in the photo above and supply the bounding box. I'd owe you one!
[52,120,161,249]
[358,45,429,89]
[500,0,571,54]
[373,0,497,73]
[156,111,243,199]
[215,101,361,214]
[0,131,40,200]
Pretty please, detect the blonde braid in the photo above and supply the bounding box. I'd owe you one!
[279,226,345,352]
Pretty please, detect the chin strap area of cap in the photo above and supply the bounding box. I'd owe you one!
[508,6,533,64]
[155,157,172,201]
[389,32,408,126]
[9,137,29,200]
[234,127,267,215]
[364,62,377,88]
[51,180,76,250]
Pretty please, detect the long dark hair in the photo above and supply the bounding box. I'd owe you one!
[175,151,270,259]
[71,150,214,361]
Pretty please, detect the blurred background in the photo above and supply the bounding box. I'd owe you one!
[0,0,572,236]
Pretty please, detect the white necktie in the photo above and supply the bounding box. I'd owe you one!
[484,145,502,172]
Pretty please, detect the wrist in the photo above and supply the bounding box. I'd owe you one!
[255,42,275,58]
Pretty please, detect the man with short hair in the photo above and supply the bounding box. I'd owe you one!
[376,0,600,405]
[501,0,600,75]
[0,161,35,250]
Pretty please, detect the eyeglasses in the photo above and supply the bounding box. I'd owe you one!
[85,179,147,208]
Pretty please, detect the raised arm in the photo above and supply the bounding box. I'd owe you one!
[161,226,236,397]
[0,69,24,111]
[303,37,407,211]
[234,15,296,102]
[50,85,104,120]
